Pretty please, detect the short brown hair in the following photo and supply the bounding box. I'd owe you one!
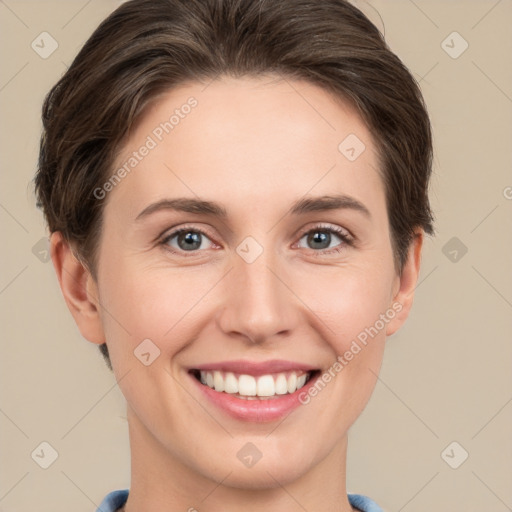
[34,0,435,369]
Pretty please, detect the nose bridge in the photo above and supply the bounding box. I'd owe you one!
[218,239,297,343]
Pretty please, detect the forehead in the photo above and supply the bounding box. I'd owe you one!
[106,75,385,223]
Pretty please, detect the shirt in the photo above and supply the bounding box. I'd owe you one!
[96,489,384,511]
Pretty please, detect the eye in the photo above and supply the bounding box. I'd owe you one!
[161,226,216,255]
[159,223,354,257]
[296,224,354,255]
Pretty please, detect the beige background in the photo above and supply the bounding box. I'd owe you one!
[1,1,511,511]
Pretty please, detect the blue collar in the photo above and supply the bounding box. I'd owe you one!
[96,489,384,512]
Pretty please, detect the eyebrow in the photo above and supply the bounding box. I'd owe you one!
[135,194,371,221]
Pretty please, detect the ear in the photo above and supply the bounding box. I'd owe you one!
[385,230,424,337]
[50,232,105,345]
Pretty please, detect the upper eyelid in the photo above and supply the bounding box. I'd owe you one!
[160,224,214,242]
[297,223,352,238]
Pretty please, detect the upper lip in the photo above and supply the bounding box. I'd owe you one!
[190,359,319,376]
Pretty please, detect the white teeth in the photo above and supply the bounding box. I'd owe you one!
[287,373,297,394]
[197,370,312,398]
[256,375,275,397]
[238,375,257,396]
[224,372,238,393]
[213,371,224,392]
[275,374,288,395]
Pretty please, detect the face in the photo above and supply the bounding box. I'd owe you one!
[57,75,421,489]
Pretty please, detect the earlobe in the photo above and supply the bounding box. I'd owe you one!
[50,232,106,345]
[385,230,424,337]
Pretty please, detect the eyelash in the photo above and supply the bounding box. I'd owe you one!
[159,223,354,258]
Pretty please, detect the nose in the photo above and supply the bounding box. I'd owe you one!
[216,247,301,345]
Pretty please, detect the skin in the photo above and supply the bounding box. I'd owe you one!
[51,75,423,512]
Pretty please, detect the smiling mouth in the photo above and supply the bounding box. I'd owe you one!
[189,369,321,400]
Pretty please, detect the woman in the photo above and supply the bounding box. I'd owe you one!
[34,0,434,510]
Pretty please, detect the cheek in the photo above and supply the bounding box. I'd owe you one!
[299,263,392,407]
[308,275,390,419]
[97,257,215,356]
[304,264,394,346]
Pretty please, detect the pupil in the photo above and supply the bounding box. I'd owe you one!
[179,231,201,251]
[309,231,329,249]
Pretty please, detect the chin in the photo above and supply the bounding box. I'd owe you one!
[219,461,311,490]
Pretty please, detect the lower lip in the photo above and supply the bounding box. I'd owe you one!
[189,372,320,423]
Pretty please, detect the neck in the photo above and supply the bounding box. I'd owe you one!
[123,405,356,512]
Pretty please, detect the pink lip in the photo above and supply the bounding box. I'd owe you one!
[188,368,321,423]
[190,359,318,376]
